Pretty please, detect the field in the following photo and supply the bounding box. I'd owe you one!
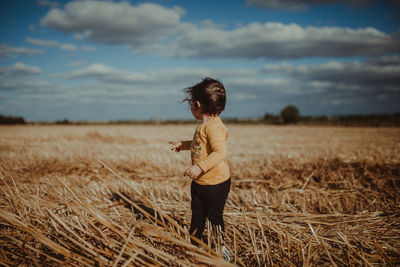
[0,124,399,266]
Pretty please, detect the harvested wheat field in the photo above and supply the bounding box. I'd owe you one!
[0,124,399,266]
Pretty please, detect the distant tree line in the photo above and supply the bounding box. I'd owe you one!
[262,105,400,126]
[263,105,301,124]
[0,114,26,125]
[55,119,71,124]
[2,109,400,126]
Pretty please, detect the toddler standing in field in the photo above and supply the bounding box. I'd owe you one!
[169,78,232,261]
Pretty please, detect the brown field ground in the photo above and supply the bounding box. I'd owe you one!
[0,124,399,266]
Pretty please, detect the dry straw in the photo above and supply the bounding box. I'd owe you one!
[0,124,399,266]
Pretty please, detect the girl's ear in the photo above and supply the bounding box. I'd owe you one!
[195,101,201,109]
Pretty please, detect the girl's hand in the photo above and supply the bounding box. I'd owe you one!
[169,141,182,152]
[184,164,202,179]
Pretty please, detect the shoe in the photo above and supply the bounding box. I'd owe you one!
[222,245,232,262]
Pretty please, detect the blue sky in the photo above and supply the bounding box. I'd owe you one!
[0,0,399,121]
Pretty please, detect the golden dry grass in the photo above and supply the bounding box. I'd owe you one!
[0,124,399,266]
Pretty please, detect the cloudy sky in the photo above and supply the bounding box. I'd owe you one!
[1,0,399,121]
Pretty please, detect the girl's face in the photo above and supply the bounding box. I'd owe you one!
[190,100,203,120]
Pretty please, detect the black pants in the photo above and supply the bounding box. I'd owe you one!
[189,178,231,246]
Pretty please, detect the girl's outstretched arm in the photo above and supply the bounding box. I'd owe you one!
[168,141,191,152]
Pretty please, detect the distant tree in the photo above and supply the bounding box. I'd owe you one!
[263,113,280,124]
[263,113,274,120]
[0,114,26,124]
[56,119,71,124]
[280,105,300,124]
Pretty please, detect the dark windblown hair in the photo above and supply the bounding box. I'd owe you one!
[183,77,226,115]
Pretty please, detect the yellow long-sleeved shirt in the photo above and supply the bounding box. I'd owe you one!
[181,116,230,185]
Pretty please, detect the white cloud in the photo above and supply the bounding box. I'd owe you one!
[0,44,43,58]
[26,37,82,52]
[366,55,400,66]
[58,63,206,85]
[40,1,184,46]
[81,46,96,52]
[3,58,400,119]
[26,37,59,47]
[55,64,303,110]
[29,57,399,118]
[73,31,90,41]
[256,55,400,115]
[0,78,53,91]
[246,0,373,10]
[0,63,51,93]
[229,77,288,87]
[171,23,400,59]
[265,62,294,72]
[230,93,257,101]
[0,62,42,77]
[265,56,400,86]
[67,61,85,67]
[59,43,77,51]
[57,63,264,88]
[78,82,163,98]
[57,60,399,99]
[60,63,118,78]
[39,1,399,59]
[199,19,227,30]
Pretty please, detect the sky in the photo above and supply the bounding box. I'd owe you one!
[0,0,399,121]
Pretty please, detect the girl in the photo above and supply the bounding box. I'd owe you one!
[169,77,232,261]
